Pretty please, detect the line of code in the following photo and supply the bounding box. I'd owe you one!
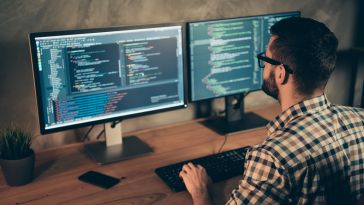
[67,44,121,93]
[124,38,178,86]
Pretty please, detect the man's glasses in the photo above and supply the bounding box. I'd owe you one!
[257,52,294,74]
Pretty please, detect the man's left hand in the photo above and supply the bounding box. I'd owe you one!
[179,162,214,205]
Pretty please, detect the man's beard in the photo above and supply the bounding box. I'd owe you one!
[262,70,279,100]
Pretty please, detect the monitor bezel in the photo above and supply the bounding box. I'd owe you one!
[187,11,301,102]
[29,23,188,134]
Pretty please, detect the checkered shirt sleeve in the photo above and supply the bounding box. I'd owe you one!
[226,147,289,205]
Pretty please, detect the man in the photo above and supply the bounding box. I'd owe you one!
[179,17,364,205]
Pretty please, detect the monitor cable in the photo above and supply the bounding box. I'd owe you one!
[96,129,105,140]
[81,120,123,141]
[111,120,122,128]
[217,134,228,153]
[96,120,123,140]
[81,125,95,142]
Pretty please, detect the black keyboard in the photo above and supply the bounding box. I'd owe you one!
[155,146,250,192]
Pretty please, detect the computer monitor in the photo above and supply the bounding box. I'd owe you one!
[29,23,187,164]
[188,11,300,134]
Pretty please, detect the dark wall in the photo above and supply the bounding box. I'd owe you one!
[355,0,364,47]
[0,0,360,150]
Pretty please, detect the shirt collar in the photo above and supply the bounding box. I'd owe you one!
[267,94,331,135]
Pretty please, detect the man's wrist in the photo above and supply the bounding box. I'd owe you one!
[191,188,214,205]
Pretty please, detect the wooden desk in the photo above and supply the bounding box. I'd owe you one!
[0,105,280,205]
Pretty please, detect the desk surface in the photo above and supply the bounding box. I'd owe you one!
[0,105,280,205]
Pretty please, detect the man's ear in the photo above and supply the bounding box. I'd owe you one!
[275,65,287,85]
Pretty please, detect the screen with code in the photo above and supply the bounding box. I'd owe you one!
[188,12,300,101]
[30,24,186,132]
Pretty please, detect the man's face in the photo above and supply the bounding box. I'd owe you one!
[261,36,279,100]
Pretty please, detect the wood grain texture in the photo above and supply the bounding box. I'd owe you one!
[0,105,280,205]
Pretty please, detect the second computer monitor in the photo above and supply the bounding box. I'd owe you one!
[188,11,300,101]
[188,11,300,134]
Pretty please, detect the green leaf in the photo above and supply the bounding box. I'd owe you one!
[0,127,33,160]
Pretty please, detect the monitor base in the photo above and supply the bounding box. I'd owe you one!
[202,112,269,135]
[84,136,153,165]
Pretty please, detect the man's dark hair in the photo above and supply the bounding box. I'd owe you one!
[270,17,338,95]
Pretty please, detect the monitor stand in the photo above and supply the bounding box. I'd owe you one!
[84,122,153,165]
[202,94,269,135]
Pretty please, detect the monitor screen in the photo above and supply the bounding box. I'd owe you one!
[29,24,187,134]
[188,11,300,101]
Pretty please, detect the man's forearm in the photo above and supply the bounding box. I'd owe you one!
[191,192,215,205]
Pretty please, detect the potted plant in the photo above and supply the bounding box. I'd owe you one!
[0,127,35,186]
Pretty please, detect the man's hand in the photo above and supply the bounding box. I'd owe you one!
[179,162,214,205]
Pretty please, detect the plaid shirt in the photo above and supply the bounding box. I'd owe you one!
[226,94,364,205]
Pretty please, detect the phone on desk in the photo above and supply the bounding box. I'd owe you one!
[78,170,120,189]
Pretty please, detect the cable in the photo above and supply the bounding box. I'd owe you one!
[111,120,122,128]
[217,134,228,153]
[96,129,105,140]
[81,125,95,142]
[95,120,123,140]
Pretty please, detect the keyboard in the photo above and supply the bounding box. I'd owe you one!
[155,146,250,192]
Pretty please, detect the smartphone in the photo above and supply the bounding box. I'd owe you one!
[78,170,120,189]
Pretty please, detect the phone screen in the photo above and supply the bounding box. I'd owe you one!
[78,171,120,189]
